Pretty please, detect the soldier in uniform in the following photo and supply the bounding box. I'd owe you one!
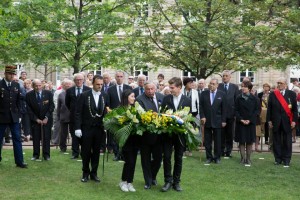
[0,65,27,168]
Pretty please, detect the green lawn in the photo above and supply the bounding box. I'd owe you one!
[0,148,299,200]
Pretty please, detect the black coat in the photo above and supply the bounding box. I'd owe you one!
[218,83,239,119]
[74,90,108,130]
[26,90,55,122]
[107,84,131,109]
[199,90,227,128]
[65,85,91,123]
[234,94,259,143]
[267,90,298,133]
[0,79,21,123]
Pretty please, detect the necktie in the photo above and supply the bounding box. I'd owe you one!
[105,85,108,92]
[7,82,11,90]
[150,97,157,112]
[77,87,81,97]
[211,92,215,104]
[37,92,42,107]
[140,87,144,94]
[225,84,228,91]
[119,85,123,101]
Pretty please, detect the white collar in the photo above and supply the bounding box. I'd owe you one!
[92,90,101,96]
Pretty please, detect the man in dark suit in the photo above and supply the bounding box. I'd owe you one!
[65,73,91,159]
[101,72,115,93]
[267,78,297,167]
[217,70,239,157]
[26,79,55,160]
[57,79,73,152]
[200,78,227,164]
[0,66,27,168]
[133,74,146,98]
[106,71,131,160]
[136,82,164,189]
[74,75,108,182]
[160,77,191,192]
[100,72,114,153]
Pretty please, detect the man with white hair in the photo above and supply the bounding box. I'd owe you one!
[267,77,297,167]
[133,74,146,98]
[65,73,91,159]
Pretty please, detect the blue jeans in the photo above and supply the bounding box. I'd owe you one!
[0,123,24,165]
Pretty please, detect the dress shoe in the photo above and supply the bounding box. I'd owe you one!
[225,153,232,158]
[152,180,158,186]
[71,155,79,159]
[205,159,212,164]
[283,162,290,167]
[274,161,282,165]
[173,183,183,192]
[144,184,151,189]
[90,175,101,182]
[161,182,172,192]
[215,159,221,164]
[81,176,89,182]
[44,156,51,161]
[31,156,39,161]
[16,163,28,168]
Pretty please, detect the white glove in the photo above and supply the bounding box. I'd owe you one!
[75,130,82,138]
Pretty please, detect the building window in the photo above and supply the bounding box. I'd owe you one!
[134,68,148,80]
[182,70,195,81]
[239,69,254,83]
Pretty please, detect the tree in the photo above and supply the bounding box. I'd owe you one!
[0,0,31,65]
[131,0,298,79]
[18,0,129,74]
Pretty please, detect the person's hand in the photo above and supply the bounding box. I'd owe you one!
[42,118,48,125]
[36,119,43,124]
[222,122,226,127]
[268,121,273,128]
[291,121,296,129]
[75,130,82,138]
[19,118,22,123]
[200,118,206,125]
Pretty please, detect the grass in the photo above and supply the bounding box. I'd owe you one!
[0,148,299,200]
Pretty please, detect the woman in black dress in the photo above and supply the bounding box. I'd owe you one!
[235,81,259,165]
[119,89,139,192]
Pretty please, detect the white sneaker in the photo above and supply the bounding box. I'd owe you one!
[119,181,129,192]
[127,183,136,192]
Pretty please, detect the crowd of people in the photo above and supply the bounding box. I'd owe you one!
[0,65,299,193]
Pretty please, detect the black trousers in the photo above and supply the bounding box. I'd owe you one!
[140,142,162,185]
[31,121,52,158]
[21,113,31,136]
[273,123,292,163]
[81,125,103,176]
[121,147,139,183]
[59,122,70,151]
[69,123,80,157]
[264,122,269,141]
[204,127,222,160]
[163,134,185,184]
[221,118,234,155]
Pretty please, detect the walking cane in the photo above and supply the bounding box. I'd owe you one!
[41,123,44,161]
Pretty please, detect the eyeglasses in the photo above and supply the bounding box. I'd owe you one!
[75,79,83,81]
[128,78,133,80]
[277,82,284,85]
[159,84,164,86]
[116,76,123,78]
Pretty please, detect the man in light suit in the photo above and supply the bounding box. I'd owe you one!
[217,70,239,157]
[65,73,91,159]
[136,82,165,189]
[133,74,146,98]
[200,78,227,164]
[160,77,191,192]
[267,77,297,167]
[106,71,132,160]
[26,79,55,160]
[57,79,73,152]
[74,75,108,182]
